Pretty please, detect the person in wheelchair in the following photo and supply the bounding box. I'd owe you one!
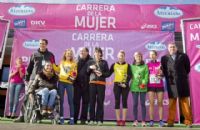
[28,61,58,115]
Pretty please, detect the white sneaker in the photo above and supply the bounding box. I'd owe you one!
[97,121,103,126]
[141,121,146,127]
[133,120,138,127]
[88,121,94,125]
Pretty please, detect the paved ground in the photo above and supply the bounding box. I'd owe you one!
[0,118,199,130]
[0,123,198,130]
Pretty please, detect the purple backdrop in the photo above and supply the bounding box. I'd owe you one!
[5,29,176,121]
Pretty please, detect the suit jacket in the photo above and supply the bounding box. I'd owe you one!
[161,51,190,98]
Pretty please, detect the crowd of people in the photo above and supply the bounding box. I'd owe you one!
[7,39,192,127]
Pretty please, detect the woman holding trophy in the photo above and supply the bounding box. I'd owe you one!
[109,50,131,126]
[87,47,110,125]
[147,50,165,127]
[53,49,77,125]
[130,52,149,127]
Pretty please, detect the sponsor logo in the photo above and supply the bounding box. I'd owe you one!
[30,20,46,27]
[146,99,169,106]
[194,63,200,72]
[104,100,111,106]
[141,23,158,30]
[13,19,27,28]
[154,6,183,19]
[21,56,30,62]
[161,21,175,31]
[196,44,200,49]
[23,40,39,49]
[145,42,166,51]
[8,5,35,16]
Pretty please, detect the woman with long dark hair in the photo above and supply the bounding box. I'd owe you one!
[28,62,58,115]
[87,47,110,125]
[147,50,165,127]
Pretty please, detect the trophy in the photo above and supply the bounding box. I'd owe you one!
[119,73,127,88]
[138,72,145,89]
[93,62,102,77]
[156,66,163,79]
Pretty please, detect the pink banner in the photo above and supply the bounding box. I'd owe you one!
[4,29,176,121]
[0,20,8,53]
[182,19,200,124]
[0,3,200,32]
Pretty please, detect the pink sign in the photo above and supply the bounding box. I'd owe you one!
[4,29,175,121]
[0,3,200,32]
[182,19,200,124]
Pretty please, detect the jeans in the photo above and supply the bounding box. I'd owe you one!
[9,83,23,113]
[58,81,74,118]
[37,88,57,109]
[132,92,146,121]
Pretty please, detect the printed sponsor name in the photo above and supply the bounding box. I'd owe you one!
[161,21,175,31]
[154,6,183,18]
[30,20,46,27]
[8,5,35,16]
[23,40,39,49]
[145,42,167,51]
[14,19,27,28]
[141,23,158,30]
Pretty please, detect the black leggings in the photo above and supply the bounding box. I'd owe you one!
[113,83,129,109]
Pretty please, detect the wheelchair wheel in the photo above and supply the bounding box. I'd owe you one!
[24,100,33,123]
[53,113,60,125]
[30,111,37,124]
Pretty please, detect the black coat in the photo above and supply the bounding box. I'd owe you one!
[25,49,55,81]
[74,55,92,88]
[87,59,110,83]
[28,71,58,94]
[161,52,190,98]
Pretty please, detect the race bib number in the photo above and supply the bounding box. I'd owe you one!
[42,60,45,66]
[149,74,160,84]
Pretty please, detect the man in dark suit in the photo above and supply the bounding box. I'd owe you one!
[73,47,92,124]
[161,43,192,127]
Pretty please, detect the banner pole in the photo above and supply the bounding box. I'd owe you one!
[181,19,186,53]
[0,19,10,69]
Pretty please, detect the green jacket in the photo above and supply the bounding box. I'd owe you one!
[130,64,149,92]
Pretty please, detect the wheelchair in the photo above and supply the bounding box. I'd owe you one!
[24,92,60,124]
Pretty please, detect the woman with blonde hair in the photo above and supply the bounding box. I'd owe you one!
[8,57,25,118]
[53,49,77,125]
[109,50,131,126]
